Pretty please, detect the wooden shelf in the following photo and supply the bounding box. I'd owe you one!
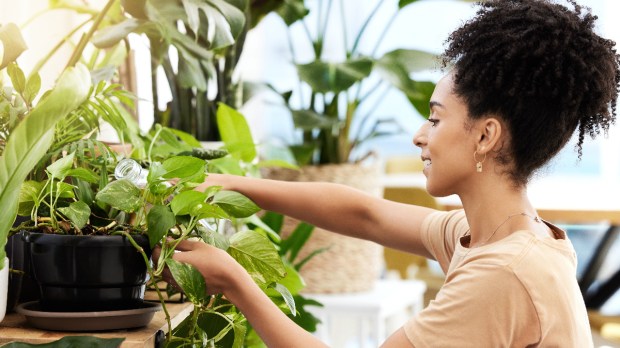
[0,297,193,348]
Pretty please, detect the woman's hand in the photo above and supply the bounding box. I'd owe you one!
[152,239,250,297]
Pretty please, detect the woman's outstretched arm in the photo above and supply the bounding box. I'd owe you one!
[200,173,437,258]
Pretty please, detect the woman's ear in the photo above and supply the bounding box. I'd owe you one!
[474,117,503,154]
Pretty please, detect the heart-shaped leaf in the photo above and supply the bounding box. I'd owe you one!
[58,201,91,229]
[211,190,260,218]
[165,258,208,305]
[95,179,142,212]
[147,204,176,248]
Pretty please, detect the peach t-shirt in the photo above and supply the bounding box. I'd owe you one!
[404,209,592,347]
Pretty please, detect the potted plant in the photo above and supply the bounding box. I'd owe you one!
[252,0,438,293]
[82,0,287,142]
[0,3,320,345]
[0,63,92,323]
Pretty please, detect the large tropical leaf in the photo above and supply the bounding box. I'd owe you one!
[375,49,438,117]
[0,65,91,268]
[297,57,374,94]
[275,0,308,26]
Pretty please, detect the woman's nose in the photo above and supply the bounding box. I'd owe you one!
[413,122,429,148]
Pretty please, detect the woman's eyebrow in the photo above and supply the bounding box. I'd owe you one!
[429,101,445,109]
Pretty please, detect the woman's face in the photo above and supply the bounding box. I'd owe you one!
[413,74,478,197]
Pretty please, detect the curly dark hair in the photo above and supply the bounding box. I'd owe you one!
[441,0,620,185]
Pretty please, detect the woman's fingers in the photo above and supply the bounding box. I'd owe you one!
[171,239,206,252]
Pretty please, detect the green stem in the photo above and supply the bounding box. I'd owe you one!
[112,231,173,342]
[350,0,383,56]
[65,0,117,69]
[31,17,91,78]
[339,0,349,57]
[370,9,399,57]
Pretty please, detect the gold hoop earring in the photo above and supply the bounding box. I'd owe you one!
[474,151,486,173]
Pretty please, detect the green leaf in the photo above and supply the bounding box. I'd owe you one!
[405,81,436,118]
[159,126,190,150]
[376,48,439,74]
[196,224,230,250]
[0,23,27,69]
[245,214,281,242]
[228,230,286,287]
[193,203,230,220]
[375,49,437,117]
[0,64,90,267]
[278,261,305,295]
[58,201,91,229]
[7,62,26,94]
[147,204,175,248]
[1,336,124,348]
[46,152,75,180]
[271,282,296,316]
[169,128,202,147]
[208,0,246,40]
[170,190,208,215]
[398,0,422,9]
[208,157,245,175]
[95,179,142,212]
[291,109,340,131]
[165,258,209,305]
[177,51,208,91]
[256,159,299,170]
[216,103,256,162]
[290,295,323,333]
[50,181,76,199]
[212,190,260,218]
[281,222,314,262]
[161,155,207,179]
[75,178,94,206]
[18,181,44,216]
[275,0,309,26]
[92,18,143,48]
[66,167,99,183]
[297,57,374,93]
[23,73,41,105]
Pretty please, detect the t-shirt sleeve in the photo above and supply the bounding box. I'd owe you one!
[420,209,469,273]
[404,265,540,347]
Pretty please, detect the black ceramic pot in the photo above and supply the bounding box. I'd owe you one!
[23,232,152,312]
[6,232,40,313]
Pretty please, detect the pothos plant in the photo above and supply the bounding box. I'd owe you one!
[14,103,319,347]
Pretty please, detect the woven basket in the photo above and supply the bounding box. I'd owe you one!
[261,162,384,293]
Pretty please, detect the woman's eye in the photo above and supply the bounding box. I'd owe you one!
[428,118,439,127]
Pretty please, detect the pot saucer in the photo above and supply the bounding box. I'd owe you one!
[16,300,162,332]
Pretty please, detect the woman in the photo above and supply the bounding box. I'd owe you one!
[154,0,620,346]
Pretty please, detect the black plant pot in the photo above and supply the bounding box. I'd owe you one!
[6,217,40,313]
[22,232,152,312]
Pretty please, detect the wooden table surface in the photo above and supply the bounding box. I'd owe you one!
[0,298,193,348]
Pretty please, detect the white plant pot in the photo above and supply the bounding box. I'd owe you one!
[0,257,8,323]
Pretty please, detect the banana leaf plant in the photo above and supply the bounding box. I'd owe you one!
[259,0,439,165]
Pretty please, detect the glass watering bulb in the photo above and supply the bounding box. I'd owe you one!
[114,158,148,188]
